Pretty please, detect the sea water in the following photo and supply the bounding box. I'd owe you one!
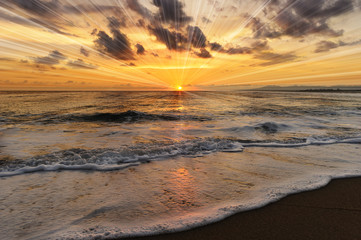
[0,91,360,239]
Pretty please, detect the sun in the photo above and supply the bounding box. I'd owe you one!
[177,86,183,91]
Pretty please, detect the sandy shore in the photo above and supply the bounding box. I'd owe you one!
[124,177,361,240]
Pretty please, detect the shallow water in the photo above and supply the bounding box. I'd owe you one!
[0,91,360,239]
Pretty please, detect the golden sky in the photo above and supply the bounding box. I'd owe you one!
[0,0,361,91]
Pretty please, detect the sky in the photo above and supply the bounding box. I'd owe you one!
[0,0,360,91]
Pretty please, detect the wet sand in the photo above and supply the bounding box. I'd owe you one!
[125,177,361,240]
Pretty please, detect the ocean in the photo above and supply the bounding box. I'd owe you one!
[0,91,360,239]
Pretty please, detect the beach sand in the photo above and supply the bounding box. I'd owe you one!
[125,177,361,240]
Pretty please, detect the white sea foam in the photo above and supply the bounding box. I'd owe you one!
[1,136,360,177]
[0,138,244,177]
[52,169,361,240]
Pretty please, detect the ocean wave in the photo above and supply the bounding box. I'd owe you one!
[1,136,360,177]
[0,138,244,177]
[47,110,212,123]
[222,121,290,134]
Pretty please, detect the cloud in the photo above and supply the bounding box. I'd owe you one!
[195,49,212,58]
[49,50,66,60]
[223,47,252,55]
[254,52,297,66]
[314,39,361,53]
[80,47,90,57]
[137,19,146,28]
[0,1,124,37]
[107,16,126,30]
[247,0,356,39]
[0,4,76,36]
[33,50,67,65]
[94,30,135,60]
[148,26,187,50]
[202,17,212,24]
[187,26,207,48]
[314,41,339,53]
[153,0,193,27]
[9,0,60,17]
[250,41,270,51]
[209,41,268,55]
[276,11,343,37]
[66,59,97,69]
[0,11,33,26]
[3,0,121,17]
[0,57,15,62]
[91,29,98,36]
[291,0,353,19]
[33,56,59,65]
[126,0,153,21]
[135,44,145,55]
[247,17,282,39]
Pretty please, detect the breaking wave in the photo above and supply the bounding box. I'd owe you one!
[36,110,211,124]
[1,136,360,177]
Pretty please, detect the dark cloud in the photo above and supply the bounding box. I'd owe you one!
[209,41,266,55]
[126,0,153,21]
[33,50,67,65]
[135,44,145,55]
[0,1,123,37]
[250,41,270,51]
[148,26,187,50]
[187,26,207,48]
[49,50,66,60]
[0,5,76,36]
[33,56,59,65]
[137,19,146,28]
[153,0,193,27]
[3,0,120,17]
[224,47,252,55]
[291,0,353,19]
[276,11,343,37]
[0,57,15,62]
[107,16,126,30]
[256,0,356,38]
[195,49,212,58]
[314,39,361,53]
[94,30,135,60]
[314,41,339,53]
[202,17,212,24]
[91,29,98,36]
[9,0,60,17]
[247,17,282,39]
[80,47,90,57]
[0,11,33,26]
[339,39,361,47]
[254,52,297,66]
[209,42,223,51]
[66,59,97,69]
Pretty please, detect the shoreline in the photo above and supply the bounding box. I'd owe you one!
[124,177,361,240]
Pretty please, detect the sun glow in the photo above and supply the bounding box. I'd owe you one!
[177,86,183,91]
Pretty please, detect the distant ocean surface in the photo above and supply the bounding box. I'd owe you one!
[1,91,361,239]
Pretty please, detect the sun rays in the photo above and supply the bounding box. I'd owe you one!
[0,0,360,90]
